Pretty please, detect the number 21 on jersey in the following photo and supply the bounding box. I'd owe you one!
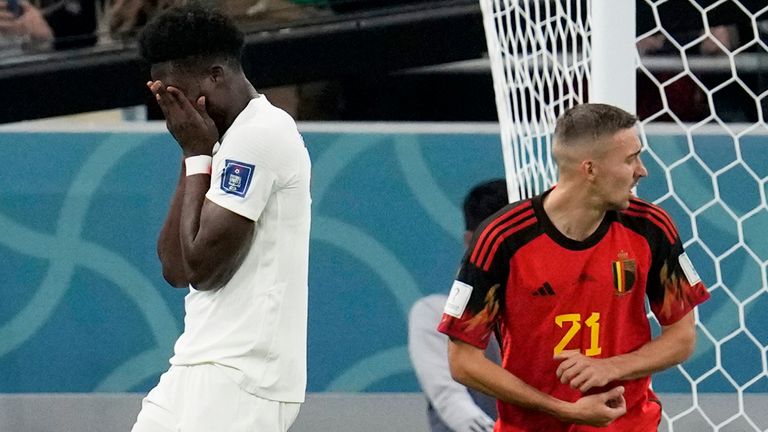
[554,312,602,356]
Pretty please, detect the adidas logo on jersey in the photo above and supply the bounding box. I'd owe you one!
[532,282,555,296]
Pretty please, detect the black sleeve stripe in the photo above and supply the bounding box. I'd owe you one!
[624,208,676,244]
[474,211,537,271]
[628,199,679,243]
[629,198,678,235]
[470,201,533,266]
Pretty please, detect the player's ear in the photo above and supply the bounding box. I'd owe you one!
[208,65,225,84]
[582,160,596,180]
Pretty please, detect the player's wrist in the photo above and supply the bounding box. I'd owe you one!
[184,155,212,176]
[600,356,624,383]
[543,397,578,423]
[181,137,218,158]
[555,398,596,425]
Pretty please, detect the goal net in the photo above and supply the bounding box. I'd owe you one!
[480,0,768,430]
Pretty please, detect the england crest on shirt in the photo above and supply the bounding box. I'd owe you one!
[220,159,255,197]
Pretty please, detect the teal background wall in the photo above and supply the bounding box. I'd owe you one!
[0,126,765,394]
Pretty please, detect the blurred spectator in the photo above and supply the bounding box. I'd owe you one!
[0,0,97,53]
[408,179,508,432]
[0,1,54,51]
[219,0,336,119]
[108,0,181,40]
[637,24,742,122]
[109,0,331,39]
[222,0,328,26]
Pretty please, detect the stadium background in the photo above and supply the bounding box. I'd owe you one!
[2,0,768,430]
[1,125,765,431]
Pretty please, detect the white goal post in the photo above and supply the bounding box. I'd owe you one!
[480,0,768,431]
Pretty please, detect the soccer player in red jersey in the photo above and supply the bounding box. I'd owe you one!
[438,103,710,431]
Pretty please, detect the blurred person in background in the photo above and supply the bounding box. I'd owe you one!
[636,16,748,122]
[409,179,508,432]
[0,0,52,51]
[0,0,97,53]
[107,0,181,40]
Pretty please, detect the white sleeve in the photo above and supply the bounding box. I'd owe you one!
[205,131,282,222]
[408,296,494,432]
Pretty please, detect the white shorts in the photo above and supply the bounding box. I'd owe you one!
[131,364,301,432]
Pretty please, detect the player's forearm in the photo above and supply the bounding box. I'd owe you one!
[609,312,696,381]
[157,162,188,287]
[178,174,220,290]
[177,175,253,291]
[448,340,573,422]
[454,360,569,419]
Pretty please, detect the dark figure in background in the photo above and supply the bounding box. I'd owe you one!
[0,0,97,51]
[409,179,509,432]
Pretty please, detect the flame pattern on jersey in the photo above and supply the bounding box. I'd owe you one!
[658,259,709,324]
[464,284,501,332]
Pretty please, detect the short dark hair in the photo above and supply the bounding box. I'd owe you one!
[138,5,244,66]
[553,103,637,145]
[463,179,509,232]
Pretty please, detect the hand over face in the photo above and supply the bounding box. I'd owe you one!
[148,80,219,156]
[554,350,618,392]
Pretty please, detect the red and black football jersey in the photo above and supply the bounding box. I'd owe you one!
[438,190,710,432]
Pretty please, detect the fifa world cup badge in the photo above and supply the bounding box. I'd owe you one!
[220,160,255,198]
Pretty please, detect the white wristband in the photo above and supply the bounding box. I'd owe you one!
[185,155,212,176]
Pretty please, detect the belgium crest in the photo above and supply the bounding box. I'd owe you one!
[612,251,636,295]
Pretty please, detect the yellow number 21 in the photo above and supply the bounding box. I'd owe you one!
[553,312,602,356]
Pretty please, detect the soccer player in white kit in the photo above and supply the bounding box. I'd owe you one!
[131,6,311,432]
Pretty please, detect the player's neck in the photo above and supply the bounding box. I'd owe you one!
[218,79,259,137]
[543,183,606,241]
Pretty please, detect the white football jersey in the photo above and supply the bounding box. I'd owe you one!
[170,96,311,403]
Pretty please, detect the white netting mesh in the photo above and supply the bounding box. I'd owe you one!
[481,0,768,430]
[480,0,591,200]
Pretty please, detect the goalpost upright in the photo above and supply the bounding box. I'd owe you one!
[590,0,636,113]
